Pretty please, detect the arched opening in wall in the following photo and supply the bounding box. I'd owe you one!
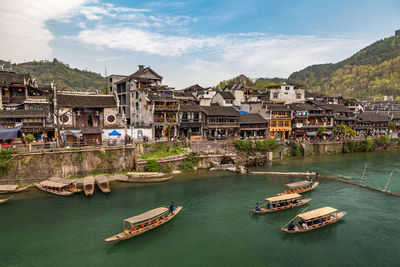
[220,157,235,165]
[137,130,143,139]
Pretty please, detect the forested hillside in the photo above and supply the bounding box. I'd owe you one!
[288,35,400,97]
[0,59,105,92]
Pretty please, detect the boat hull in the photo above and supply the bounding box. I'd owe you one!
[0,196,13,204]
[0,185,31,194]
[116,176,173,183]
[35,184,74,196]
[252,198,311,214]
[105,206,183,242]
[281,211,347,233]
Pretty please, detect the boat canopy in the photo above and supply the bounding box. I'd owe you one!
[49,178,73,184]
[265,193,301,203]
[124,207,169,224]
[83,176,95,186]
[40,180,69,188]
[297,207,338,221]
[95,175,108,184]
[0,185,17,191]
[285,180,311,188]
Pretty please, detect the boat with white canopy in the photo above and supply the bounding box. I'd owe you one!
[281,206,346,233]
[83,176,95,196]
[280,180,319,194]
[252,193,311,214]
[105,206,183,242]
[0,184,31,194]
[35,180,74,196]
[95,175,110,193]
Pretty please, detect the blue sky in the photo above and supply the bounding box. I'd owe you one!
[0,0,399,88]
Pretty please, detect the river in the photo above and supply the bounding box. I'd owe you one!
[1,152,400,266]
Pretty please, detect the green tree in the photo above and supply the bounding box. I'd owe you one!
[144,160,161,172]
[23,134,34,144]
[317,126,326,136]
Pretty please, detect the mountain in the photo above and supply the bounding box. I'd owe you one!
[288,34,400,98]
[0,59,105,92]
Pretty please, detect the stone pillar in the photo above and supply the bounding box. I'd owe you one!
[266,151,273,161]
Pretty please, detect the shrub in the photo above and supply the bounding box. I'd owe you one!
[317,126,326,136]
[359,139,374,152]
[144,160,161,172]
[255,139,279,152]
[23,134,34,144]
[178,153,199,172]
[289,141,302,157]
[375,135,390,147]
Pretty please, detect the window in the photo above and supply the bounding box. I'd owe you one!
[136,92,139,99]
[136,102,139,110]
[193,113,199,121]
[296,93,301,99]
[106,114,116,123]
[182,113,188,121]
[278,121,283,127]
[273,93,278,98]
[60,115,70,124]
[109,77,112,82]
[285,86,290,90]
[271,121,276,127]
[284,121,289,127]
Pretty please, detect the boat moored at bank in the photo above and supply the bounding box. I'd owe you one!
[35,181,74,196]
[0,184,31,194]
[105,206,183,242]
[252,193,311,214]
[281,206,346,233]
[0,195,13,204]
[95,175,110,193]
[83,176,95,196]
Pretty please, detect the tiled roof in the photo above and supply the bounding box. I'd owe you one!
[0,71,31,86]
[57,93,117,108]
[180,103,203,112]
[201,105,239,116]
[218,91,235,100]
[357,112,390,122]
[239,113,267,124]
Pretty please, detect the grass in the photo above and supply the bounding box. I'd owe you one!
[138,142,189,159]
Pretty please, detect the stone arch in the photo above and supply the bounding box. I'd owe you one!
[220,157,235,165]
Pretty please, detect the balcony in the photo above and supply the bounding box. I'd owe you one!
[154,104,178,111]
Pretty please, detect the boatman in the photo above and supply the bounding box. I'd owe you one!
[288,221,295,231]
[169,201,175,215]
[254,203,261,211]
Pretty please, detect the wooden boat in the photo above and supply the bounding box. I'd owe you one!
[95,175,111,193]
[49,178,83,193]
[126,172,166,178]
[105,206,183,242]
[0,184,31,194]
[83,176,95,196]
[281,206,347,233]
[116,175,173,183]
[35,180,74,196]
[279,180,319,195]
[252,194,311,214]
[0,196,13,204]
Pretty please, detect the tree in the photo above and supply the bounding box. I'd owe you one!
[24,134,34,152]
[317,126,326,136]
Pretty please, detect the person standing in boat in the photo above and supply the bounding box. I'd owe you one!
[254,203,261,211]
[288,221,295,231]
[169,201,175,215]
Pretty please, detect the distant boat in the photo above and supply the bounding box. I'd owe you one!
[0,184,31,194]
[116,175,173,183]
[252,193,311,214]
[0,196,13,204]
[83,176,95,196]
[49,178,83,193]
[279,180,319,195]
[281,206,346,233]
[95,175,110,193]
[105,206,183,242]
[35,180,74,196]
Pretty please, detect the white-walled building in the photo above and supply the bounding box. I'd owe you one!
[265,83,305,104]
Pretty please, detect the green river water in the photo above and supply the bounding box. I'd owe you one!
[1,152,400,266]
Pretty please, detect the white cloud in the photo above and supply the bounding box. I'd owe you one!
[73,26,370,88]
[0,0,87,62]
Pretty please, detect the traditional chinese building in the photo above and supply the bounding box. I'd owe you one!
[201,105,240,140]
[267,105,293,139]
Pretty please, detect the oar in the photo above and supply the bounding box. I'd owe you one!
[281,204,311,229]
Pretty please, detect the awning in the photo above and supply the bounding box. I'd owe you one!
[306,131,317,136]
[124,207,169,224]
[325,131,333,135]
[108,130,121,136]
[265,193,301,203]
[285,180,311,188]
[0,125,22,140]
[297,207,338,221]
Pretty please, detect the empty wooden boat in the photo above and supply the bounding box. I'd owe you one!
[280,180,319,195]
[35,180,74,196]
[252,193,311,214]
[281,207,347,233]
[105,206,183,242]
[0,196,13,204]
[83,176,95,196]
[126,172,166,178]
[0,184,31,194]
[95,175,110,193]
[116,175,173,183]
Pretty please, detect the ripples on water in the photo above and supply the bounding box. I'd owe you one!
[1,152,400,266]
